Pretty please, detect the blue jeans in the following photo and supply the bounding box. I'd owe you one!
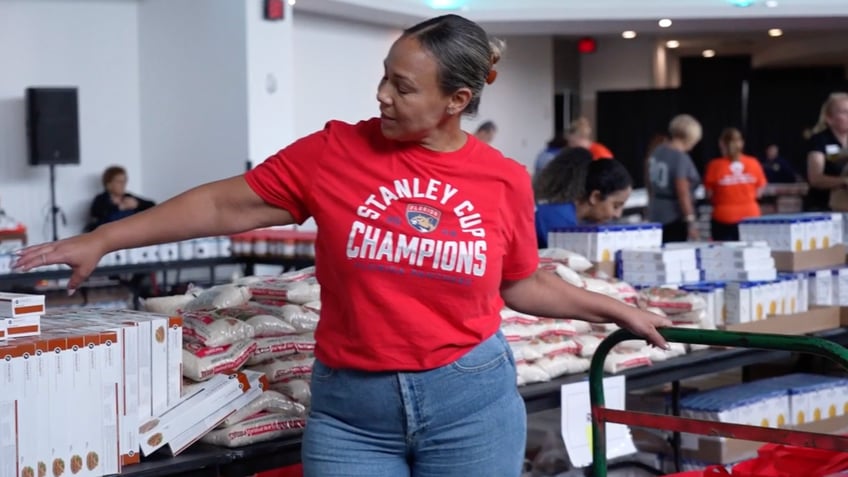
[302,331,526,476]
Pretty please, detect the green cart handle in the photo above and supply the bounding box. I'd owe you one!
[589,327,848,477]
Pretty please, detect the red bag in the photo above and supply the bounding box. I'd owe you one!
[732,443,848,477]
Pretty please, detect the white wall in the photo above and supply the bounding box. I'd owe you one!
[466,36,555,171]
[0,0,141,244]
[138,0,249,202]
[245,0,296,164]
[291,11,399,139]
[579,36,657,128]
[292,15,554,172]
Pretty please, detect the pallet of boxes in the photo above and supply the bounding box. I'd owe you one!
[671,213,848,467]
[542,215,848,471]
[0,293,187,477]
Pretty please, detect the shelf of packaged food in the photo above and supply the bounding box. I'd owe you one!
[111,327,848,477]
[0,256,316,289]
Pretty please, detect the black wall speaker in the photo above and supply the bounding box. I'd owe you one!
[26,87,80,166]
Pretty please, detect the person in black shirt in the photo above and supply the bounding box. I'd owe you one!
[805,92,848,211]
[760,144,799,184]
[86,166,155,232]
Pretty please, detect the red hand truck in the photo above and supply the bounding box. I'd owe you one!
[589,327,848,477]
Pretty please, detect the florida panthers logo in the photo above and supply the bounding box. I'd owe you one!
[406,204,441,233]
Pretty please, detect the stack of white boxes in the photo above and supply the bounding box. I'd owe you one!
[0,308,186,477]
[679,283,725,329]
[97,237,233,267]
[724,279,806,324]
[695,242,777,283]
[739,213,841,252]
[0,292,44,340]
[755,373,848,426]
[548,224,663,263]
[617,248,702,286]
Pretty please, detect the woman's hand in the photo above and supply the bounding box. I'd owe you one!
[615,308,672,349]
[13,233,108,293]
[687,221,700,241]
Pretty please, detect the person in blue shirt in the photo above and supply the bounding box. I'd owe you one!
[534,147,633,247]
[759,143,800,184]
[533,131,568,176]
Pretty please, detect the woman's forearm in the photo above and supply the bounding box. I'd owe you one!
[95,176,293,253]
[501,270,630,324]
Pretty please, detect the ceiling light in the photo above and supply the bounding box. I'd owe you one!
[658,18,673,28]
[702,49,716,58]
[666,40,680,49]
[765,0,779,7]
[727,0,755,6]
[427,0,465,9]
[622,30,637,39]
[768,28,783,37]
[287,0,295,5]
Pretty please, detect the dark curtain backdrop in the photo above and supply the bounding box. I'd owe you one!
[679,55,751,170]
[596,89,680,188]
[745,67,847,177]
[596,59,847,184]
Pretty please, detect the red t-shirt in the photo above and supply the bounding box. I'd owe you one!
[704,154,767,224]
[245,118,539,371]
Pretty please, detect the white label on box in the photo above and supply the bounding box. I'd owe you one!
[561,376,635,467]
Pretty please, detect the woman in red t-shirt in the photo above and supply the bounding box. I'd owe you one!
[16,14,670,476]
[704,128,767,241]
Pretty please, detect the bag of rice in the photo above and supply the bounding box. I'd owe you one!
[219,390,307,428]
[604,350,652,373]
[248,334,316,365]
[638,287,706,314]
[573,334,601,358]
[538,248,593,272]
[183,312,255,347]
[201,413,306,448]
[270,379,312,406]
[182,339,257,381]
[279,304,320,333]
[214,303,299,337]
[142,293,194,315]
[516,361,551,386]
[251,354,315,383]
[183,284,252,312]
[249,278,320,305]
[534,354,590,378]
[553,264,586,288]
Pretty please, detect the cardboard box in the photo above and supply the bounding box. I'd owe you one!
[722,305,840,335]
[772,245,846,272]
[681,413,848,464]
[591,261,616,278]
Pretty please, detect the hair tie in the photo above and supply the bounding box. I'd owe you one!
[486,69,498,85]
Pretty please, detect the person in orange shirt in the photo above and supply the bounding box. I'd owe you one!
[704,128,767,241]
[567,117,613,160]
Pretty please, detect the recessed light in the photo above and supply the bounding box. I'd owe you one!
[728,0,755,6]
[768,28,783,37]
[702,49,716,58]
[666,40,680,49]
[658,18,673,28]
[765,0,779,7]
[622,30,637,39]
